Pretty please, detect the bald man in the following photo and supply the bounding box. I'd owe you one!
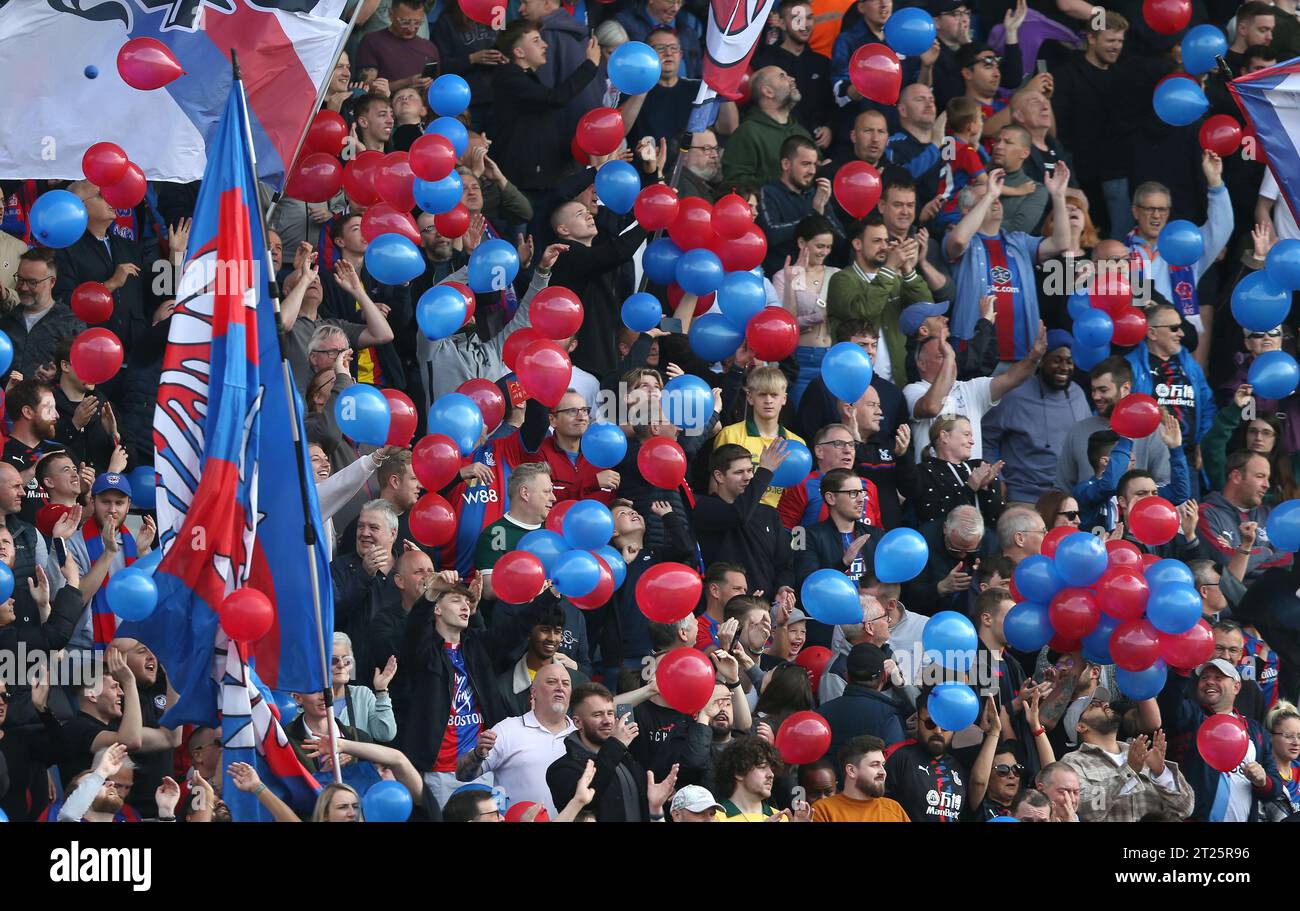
[0,461,66,630]
[369,547,435,720]
[723,65,813,189]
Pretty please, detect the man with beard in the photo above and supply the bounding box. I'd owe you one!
[758,136,845,274]
[984,330,1092,503]
[0,249,84,380]
[106,636,180,820]
[1059,694,1194,822]
[884,686,1001,822]
[676,129,725,203]
[723,66,813,190]
[752,0,834,145]
[812,735,909,821]
[57,744,172,822]
[410,212,467,296]
[3,380,70,524]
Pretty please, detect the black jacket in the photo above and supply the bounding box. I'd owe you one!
[0,302,86,380]
[0,581,84,728]
[490,60,599,191]
[795,517,881,588]
[693,468,796,598]
[547,732,648,823]
[818,683,907,783]
[330,553,398,682]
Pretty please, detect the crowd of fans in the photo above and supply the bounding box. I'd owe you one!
[4,0,1300,824]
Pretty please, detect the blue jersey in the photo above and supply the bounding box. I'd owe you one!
[443,432,528,577]
[435,643,482,772]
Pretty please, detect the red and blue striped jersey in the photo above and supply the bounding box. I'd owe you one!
[435,643,482,773]
[442,431,530,577]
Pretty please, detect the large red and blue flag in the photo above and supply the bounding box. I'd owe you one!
[1230,58,1300,225]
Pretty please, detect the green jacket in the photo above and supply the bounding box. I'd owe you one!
[721,110,813,190]
[826,263,933,380]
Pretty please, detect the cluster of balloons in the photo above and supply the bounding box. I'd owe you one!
[799,528,929,625]
[1069,268,1146,369]
[1229,244,1300,399]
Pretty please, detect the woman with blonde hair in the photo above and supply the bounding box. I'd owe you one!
[311,782,363,822]
[1268,702,1300,816]
[911,414,1005,527]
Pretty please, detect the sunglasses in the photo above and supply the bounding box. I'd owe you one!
[1057,510,1080,520]
[1247,329,1283,339]
[921,715,943,731]
[993,763,1025,776]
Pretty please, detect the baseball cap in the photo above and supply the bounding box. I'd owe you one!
[928,0,969,14]
[1046,329,1074,354]
[556,166,597,202]
[847,642,887,680]
[785,607,809,625]
[1196,658,1242,682]
[1061,686,1112,744]
[958,41,996,71]
[899,301,950,336]
[91,472,133,499]
[671,785,723,814]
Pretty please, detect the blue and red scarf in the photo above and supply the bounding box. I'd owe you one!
[1126,231,1197,318]
[83,518,138,649]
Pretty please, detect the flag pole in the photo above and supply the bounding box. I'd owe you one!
[231,50,343,785]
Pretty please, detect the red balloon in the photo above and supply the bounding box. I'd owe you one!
[530,287,584,340]
[503,327,545,372]
[343,150,385,207]
[71,282,114,324]
[1140,552,1161,569]
[570,134,590,166]
[284,153,344,203]
[409,133,457,181]
[1090,271,1131,315]
[1095,567,1150,620]
[733,68,754,105]
[445,281,476,328]
[492,551,547,604]
[101,163,146,209]
[712,193,753,240]
[1128,496,1179,546]
[575,107,625,157]
[1110,307,1148,347]
[82,142,129,186]
[1197,714,1249,772]
[1158,620,1215,669]
[305,110,348,156]
[716,224,767,272]
[1143,0,1191,34]
[381,389,417,447]
[117,37,184,91]
[1107,539,1144,569]
[668,197,715,250]
[1040,525,1074,558]
[745,307,799,362]
[1199,114,1242,158]
[634,184,680,231]
[70,329,124,385]
[503,801,551,822]
[1110,618,1161,671]
[571,556,616,610]
[1048,634,1081,653]
[409,492,456,546]
[460,0,505,25]
[220,588,274,641]
[775,710,832,765]
[655,648,716,715]
[375,151,416,213]
[848,43,902,105]
[361,202,420,245]
[794,645,834,694]
[638,436,687,489]
[1110,393,1161,438]
[833,160,883,219]
[412,434,462,490]
[667,284,715,316]
[435,204,471,239]
[636,562,702,623]
[1008,577,1022,602]
[457,378,507,433]
[516,339,573,407]
[546,499,576,534]
[1049,588,1101,639]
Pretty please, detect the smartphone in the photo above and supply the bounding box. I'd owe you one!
[421,60,440,79]
[52,537,67,567]
[659,317,683,333]
[1036,58,1048,75]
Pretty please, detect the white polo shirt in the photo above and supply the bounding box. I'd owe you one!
[480,710,577,816]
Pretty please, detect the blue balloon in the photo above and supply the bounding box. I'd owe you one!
[1266,238,1300,291]
[0,331,13,375]
[675,248,725,296]
[662,374,714,432]
[1181,24,1229,76]
[622,292,663,332]
[989,816,1020,822]
[1146,584,1202,634]
[1014,554,1065,604]
[427,74,471,117]
[1153,77,1208,127]
[563,500,615,550]
[363,780,413,823]
[1073,308,1114,349]
[0,564,11,603]
[133,548,163,575]
[428,392,484,455]
[365,233,425,285]
[1073,342,1111,371]
[427,115,469,157]
[1082,613,1121,665]
[552,549,601,598]
[30,189,88,249]
[689,313,744,362]
[922,610,978,671]
[595,160,640,215]
[874,528,929,583]
[821,341,874,404]
[928,682,980,731]
[272,690,300,724]
[107,567,158,621]
[643,238,684,286]
[608,40,662,94]
[1157,219,1204,268]
[412,172,464,215]
[800,569,861,624]
[1145,558,1194,589]
[580,422,627,469]
[416,284,470,340]
[519,529,568,575]
[1115,659,1168,701]
[335,383,391,446]
[128,465,157,510]
[717,271,767,329]
[1067,291,1092,321]
[884,6,937,56]
[594,544,628,589]
[770,440,812,488]
[1054,532,1108,587]
[1231,270,1290,331]
[467,238,520,293]
[1267,498,1300,553]
[1248,349,1300,399]
[1004,601,1054,651]
[84,66,99,79]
